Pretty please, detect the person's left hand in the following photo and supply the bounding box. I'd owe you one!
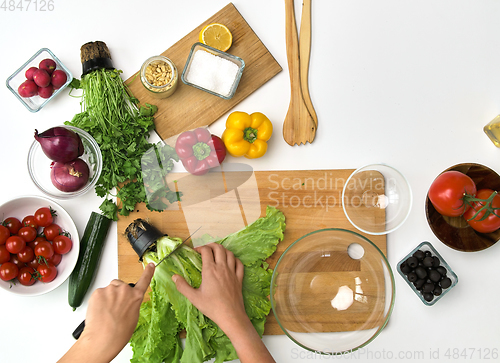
[79,263,155,362]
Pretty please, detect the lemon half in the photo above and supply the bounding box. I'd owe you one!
[199,23,233,52]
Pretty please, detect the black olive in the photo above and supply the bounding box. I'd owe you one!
[400,262,412,274]
[423,292,434,302]
[415,266,428,279]
[432,256,441,268]
[422,282,435,293]
[407,272,418,282]
[413,250,425,261]
[414,279,425,290]
[433,285,443,296]
[428,269,441,282]
[423,256,434,267]
[406,256,418,269]
[424,251,432,257]
[440,277,452,289]
[436,266,447,276]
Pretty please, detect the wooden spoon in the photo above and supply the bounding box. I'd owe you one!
[299,0,317,128]
[283,0,316,146]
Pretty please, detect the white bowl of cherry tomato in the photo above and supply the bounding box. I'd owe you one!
[0,195,79,296]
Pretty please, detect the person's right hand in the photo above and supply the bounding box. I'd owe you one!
[172,243,246,332]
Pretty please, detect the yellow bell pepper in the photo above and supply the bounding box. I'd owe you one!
[221,111,273,159]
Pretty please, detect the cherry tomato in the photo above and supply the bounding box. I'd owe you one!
[0,245,11,264]
[5,236,26,254]
[43,224,61,241]
[28,236,46,250]
[17,267,36,286]
[4,217,22,234]
[47,253,62,266]
[26,257,40,270]
[463,189,500,233]
[428,171,477,217]
[9,254,26,269]
[53,235,72,255]
[34,241,54,260]
[18,226,37,243]
[0,262,19,281]
[22,215,38,229]
[17,246,35,263]
[0,225,10,245]
[37,263,57,283]
[34,207,54,228]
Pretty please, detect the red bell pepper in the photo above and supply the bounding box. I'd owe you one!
[175,128,226,176]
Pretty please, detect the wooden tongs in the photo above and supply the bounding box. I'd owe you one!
[283,0,318,146]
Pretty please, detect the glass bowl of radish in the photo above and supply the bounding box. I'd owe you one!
[6,48,73,113]
[27,125,102,199]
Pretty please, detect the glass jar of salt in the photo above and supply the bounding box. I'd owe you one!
[140,56,178,99]
[181,43,245,100]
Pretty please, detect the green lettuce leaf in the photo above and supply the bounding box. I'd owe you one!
[130,206,285,362]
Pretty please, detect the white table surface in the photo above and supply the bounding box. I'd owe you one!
[1,0,500,362]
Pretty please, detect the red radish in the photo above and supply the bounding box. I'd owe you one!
[33,69,51,87]
[18,80,38,98]
[25,67,38,81]
[51,70,67,89]
[38,85,54,99]
[39,58,57,75]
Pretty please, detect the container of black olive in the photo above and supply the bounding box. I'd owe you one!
[397,241,458,306]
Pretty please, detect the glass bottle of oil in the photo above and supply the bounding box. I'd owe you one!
[484,115,500,147]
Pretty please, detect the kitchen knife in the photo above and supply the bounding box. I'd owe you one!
[72,227,200,340]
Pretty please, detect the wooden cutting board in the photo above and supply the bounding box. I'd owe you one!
[117,169,388,335]
[124,3,282,141]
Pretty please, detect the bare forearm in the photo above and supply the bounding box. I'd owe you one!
[222,315,275,363]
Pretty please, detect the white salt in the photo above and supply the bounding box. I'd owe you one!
[185,50,240,97]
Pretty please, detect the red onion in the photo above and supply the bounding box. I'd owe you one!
[35,127,84,163]
[50,158,90,192]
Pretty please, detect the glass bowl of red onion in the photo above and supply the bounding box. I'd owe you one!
[27,125,102,199]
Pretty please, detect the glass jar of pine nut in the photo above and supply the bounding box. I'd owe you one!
[140,56,178,99]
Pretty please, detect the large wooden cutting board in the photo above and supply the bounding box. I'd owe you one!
[117,169,387,336]
[125,3,282,141]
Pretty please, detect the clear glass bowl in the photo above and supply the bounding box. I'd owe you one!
[6,48,73,113]
[271,229,395,355]
[27,125,102,199]
[181,42,245,99]
[342,164,413,235]
[397,241,458,306]
[140,55,178,99]
[0,195,79,296]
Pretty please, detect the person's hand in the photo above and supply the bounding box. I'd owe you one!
[172,243,246,333]
[58,263,155,363]
[173,243,275,363]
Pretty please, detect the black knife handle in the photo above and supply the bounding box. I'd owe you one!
[72,283,136,339]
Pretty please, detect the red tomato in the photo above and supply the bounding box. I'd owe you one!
[53,235,72,255]
[4,217,22,234]
[26,257,40,270]
[18,226,37,243]
[0,225,10,245]
[0,245,11,264]
[47,253,62,266]
[9,254,25,269]
[17,267,36,286]
[22,215,38,229]
[463,189,500,233]
[34,207,54,228]
[28,236,46,250]
[37,263,57,283]
[43,224,61,241]
[5,236,26,254]
[17,246,35,263]
[428,171,477,217]
[0,262,19,281]
[34,241,54,259]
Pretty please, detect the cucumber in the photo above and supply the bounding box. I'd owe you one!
[68,211,112,310]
